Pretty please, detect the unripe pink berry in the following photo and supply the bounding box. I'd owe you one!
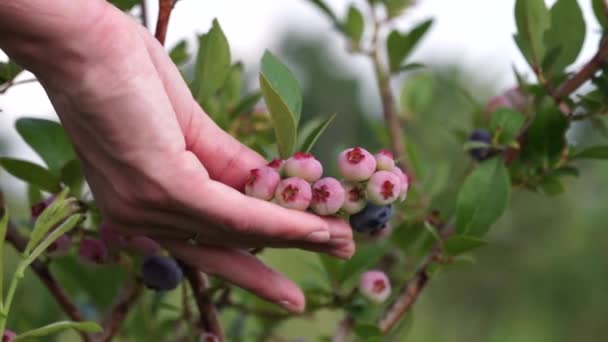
[99,223,128,251]
[3,329,16,342]
[390,166,410,201]
[311,177,345,216]
[338,147,376,181]
[485,95,512,114]
[359,270,391,303]
[366,171,401,205]
[245,166,280,201]
[78,238,109,266]
[274,177,312,211]
[129,236,162,257]
[47,234,72,257]
[341,181,367,214]
[267,158,285,173]
[374,150,395,171]
[284,152,323,182]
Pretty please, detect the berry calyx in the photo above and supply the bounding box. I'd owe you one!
[338,147,377,181]
[341,182,367,214]
[360,270,391,303]
[311,177,345,216]
[366,171,401,205]
[274,177,312,211]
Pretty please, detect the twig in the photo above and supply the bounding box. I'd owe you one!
[154,0,174,45]
[0,78,38,94]
[331,316,354,342]
[180,263,225,340]
[554,38,608,100]
[3,227,92,341]
[98,280,144,342]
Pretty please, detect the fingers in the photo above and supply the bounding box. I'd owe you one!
[162,240,305,313]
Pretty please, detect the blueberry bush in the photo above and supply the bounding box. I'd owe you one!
[2,0,608,340]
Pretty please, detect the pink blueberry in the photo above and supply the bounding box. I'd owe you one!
[2,330,16,342]
[274,177,312,211]
[390,166,410,201]
[359,270,391,303]
[99,222,128,251]
[338,147,377,181]
[341,181,367,214]
[374,150,395,171]
[47,234,72,257]
[78,238,109,266]
[366,171,401,205]
[245,166,281,201]
[200,334,220,342]
[283,152,323,182]
[311,177,346,216]
[129,236,162,257]
[485,86,529,114]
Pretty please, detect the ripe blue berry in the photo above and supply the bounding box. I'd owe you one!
[468,128,496,161]
[141,255,183,291]
[349,203,393,233]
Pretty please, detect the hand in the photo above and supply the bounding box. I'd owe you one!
[0,0,355,312]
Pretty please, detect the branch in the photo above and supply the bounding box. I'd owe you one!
[180,263,224,340]
[98,280,144,342]
[0,78,39,94]
[3,227,92,341]
[154,0,174,45]
[331,316,354,342]
[554,38,608,100]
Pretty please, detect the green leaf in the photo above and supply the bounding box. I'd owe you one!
[542,0,586,77]
[353,324,382,339]
[552,166,579,178]
[192,19,231,105]
[338,243,386,289]
[15,118,76,176]
[25,188,71,256]
[489,108,526,145]
[27,185,43,208]
[297,113,337,153]
[344,6,365,45]
[223,63,244,105]
[593,0,608,30]
[572,145,608,159]
[397,62,426,73]
[304,0,339,24]
[514,0,550,68]
[384,0,413,18]
[0,208,9,306]
[14,321,102,340]
[0,158,61,192]
[443,236,487,256]
[259,50,302,158]
[169,40,189,66]
[318,254,341,288]
[387,19,433,72]
[537,175,565,196]
[230,91,262,119]
[60,159,84,196]
[521,103,568,166]
[109,0,139,11]
[455,158,511,237]
[400,73,434,114]
[0,61,22,84]
[25,213,81,267]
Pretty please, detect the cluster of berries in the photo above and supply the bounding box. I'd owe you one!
[244,147,409,233]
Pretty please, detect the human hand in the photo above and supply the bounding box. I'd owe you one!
[0,0,354,312]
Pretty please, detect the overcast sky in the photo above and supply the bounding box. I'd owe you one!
[0,0,602,196]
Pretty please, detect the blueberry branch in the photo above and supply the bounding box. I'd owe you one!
[98,280,144,342]
[154,0,174,45]
[554,38,608,100]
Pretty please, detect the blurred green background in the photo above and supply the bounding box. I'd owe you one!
[2,1,608,341]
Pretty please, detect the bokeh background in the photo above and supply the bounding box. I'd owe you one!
[1,0,608,341]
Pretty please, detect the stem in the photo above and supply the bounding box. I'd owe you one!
[99,280,143,342]
[0,79,39,94]
[554,38,608,100]
[154,0,174,45]
[180,263,224,340]
[0,263,24,335]
[331,316,354,342]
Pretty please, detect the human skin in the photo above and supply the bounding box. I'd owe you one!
[0,0,354,312]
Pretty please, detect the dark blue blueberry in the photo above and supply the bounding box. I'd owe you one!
[468,128,497,161]
[349,203,393,233]
[141,255,183,291]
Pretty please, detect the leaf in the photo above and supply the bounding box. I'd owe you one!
[0,61,22,84]
[443,236,487,256]
[304,0,339,24]
[387,19,433,72]
[318,254,341,288]
[0,158,61,192]
[14,321,102,340]
[542,0,586,77]
[344,6,365,45]
[385,0,412,18]
[25,188,71,256]
[191,19,231,105]
[338,243,386,290]
[297,113,337,153]
[0,208,9,304]
[514,0,550,67]
[552,166,579,178]
[537,175,565,196]
[489,108,526,145]
[15,118,76,176]
[397,62,426,73]
[455,158,511,237]
[169,40,189,66]
[593,0,608,30]
[521,103,568,166]
[60,159,84,196]
[400,73,434,114]
[259,50,302,158]
[24,213,82,267]
[27,185,43,208]
[230,91,262,119]
[353,324,382,339]
[109,0,139,11]
[572,145,608,159]
[222,63,244,106]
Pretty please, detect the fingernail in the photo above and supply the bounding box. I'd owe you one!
[306,230,330,243]
[279,300,302,313]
